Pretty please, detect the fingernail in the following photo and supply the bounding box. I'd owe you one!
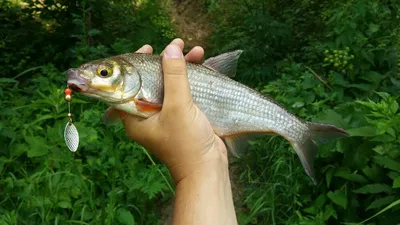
[164,45,183,59]
[136,44,152,54]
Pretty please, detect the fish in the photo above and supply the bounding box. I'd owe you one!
[66,50,349,184]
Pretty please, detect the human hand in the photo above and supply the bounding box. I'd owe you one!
[111,39,237,224]
[119,39,229,184]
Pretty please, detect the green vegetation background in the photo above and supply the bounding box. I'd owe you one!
[1,0,399,224]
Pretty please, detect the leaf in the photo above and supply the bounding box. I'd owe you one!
[117,208,135,225]
[371,134,395,143]
[348,83,373,91]
[386,127,396,137]
[330,72,350,87]
[326,168,335,188]
[354,199,400,224]
[391,77,400,88]
[393,176,400,188]
[375,92,390,99]
[292,101,304,108]
[25,136,49,157]
[361,50,374,64]
[372,145,385,155]
[303,206,316,214]
[360,71,383,85]
[367,23,379,35]
[353,184,392,194]
[327,190,347,209]
[390,100,399,114]
[57,201,71,209]
[0,78,17,83]
[367,196,397,210]
[347,126,377,137]
[373,156,400,172]
[88,29,101,36]
[334,170,368,183]
[388,171,399,180]
[323,204,337,221]
[362,164,381,182]
[316,195,326,209]
[313,110,345,128]
[0,127,17,139]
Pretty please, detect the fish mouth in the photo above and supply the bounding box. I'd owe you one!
[67,68,89,92]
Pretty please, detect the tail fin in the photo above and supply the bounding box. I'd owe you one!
[294,122,349,185]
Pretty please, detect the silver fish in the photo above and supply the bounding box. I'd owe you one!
[66,51,348,184]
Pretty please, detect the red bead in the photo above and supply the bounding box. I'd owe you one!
[64,88,72,95]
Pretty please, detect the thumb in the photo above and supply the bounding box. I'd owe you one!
[162,44,192,110]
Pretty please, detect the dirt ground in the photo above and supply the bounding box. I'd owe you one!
[165,0,211,52]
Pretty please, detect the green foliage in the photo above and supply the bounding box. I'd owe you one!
[0,0,175,224]
[2,0,400,224]
[205,0,400,224]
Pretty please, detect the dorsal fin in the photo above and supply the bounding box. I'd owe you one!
[203,50,243,77]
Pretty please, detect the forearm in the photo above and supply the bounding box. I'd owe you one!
[171,159,238,225]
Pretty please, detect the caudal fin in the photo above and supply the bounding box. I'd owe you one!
[293,122,349,185]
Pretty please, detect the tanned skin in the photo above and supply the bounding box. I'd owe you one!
[108,39,238,225]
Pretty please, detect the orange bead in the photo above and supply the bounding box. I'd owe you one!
[64,88,72,95]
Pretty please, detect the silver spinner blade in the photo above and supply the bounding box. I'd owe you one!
[64,122,79,152]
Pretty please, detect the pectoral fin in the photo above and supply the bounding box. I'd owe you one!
[103,107,121,126]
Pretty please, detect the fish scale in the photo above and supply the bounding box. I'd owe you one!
[67,51,349,184]
[187,64,304,138]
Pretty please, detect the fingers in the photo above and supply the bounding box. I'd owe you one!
[136,44,153,54]
[162,44,192,110]
[170,38,184,50]
[161,38,184,55]
[163,39,203,63]
[144,38,202,63]
[184,46,204,63]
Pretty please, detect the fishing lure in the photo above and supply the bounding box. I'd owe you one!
[63,87,79,152]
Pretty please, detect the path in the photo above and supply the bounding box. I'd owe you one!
[165,0,211,52]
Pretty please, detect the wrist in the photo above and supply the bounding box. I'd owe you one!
[172,153,237,225]
[168,145,227,185]
[176,155,228,185]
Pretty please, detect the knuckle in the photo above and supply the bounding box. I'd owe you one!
[163,60,186,77]
[164,67,185,77]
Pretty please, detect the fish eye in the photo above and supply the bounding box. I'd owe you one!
[97,66,113,78]
[100,69,108,77]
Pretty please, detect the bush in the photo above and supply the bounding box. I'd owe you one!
[0,0,175,224]
[204,0,400,224]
